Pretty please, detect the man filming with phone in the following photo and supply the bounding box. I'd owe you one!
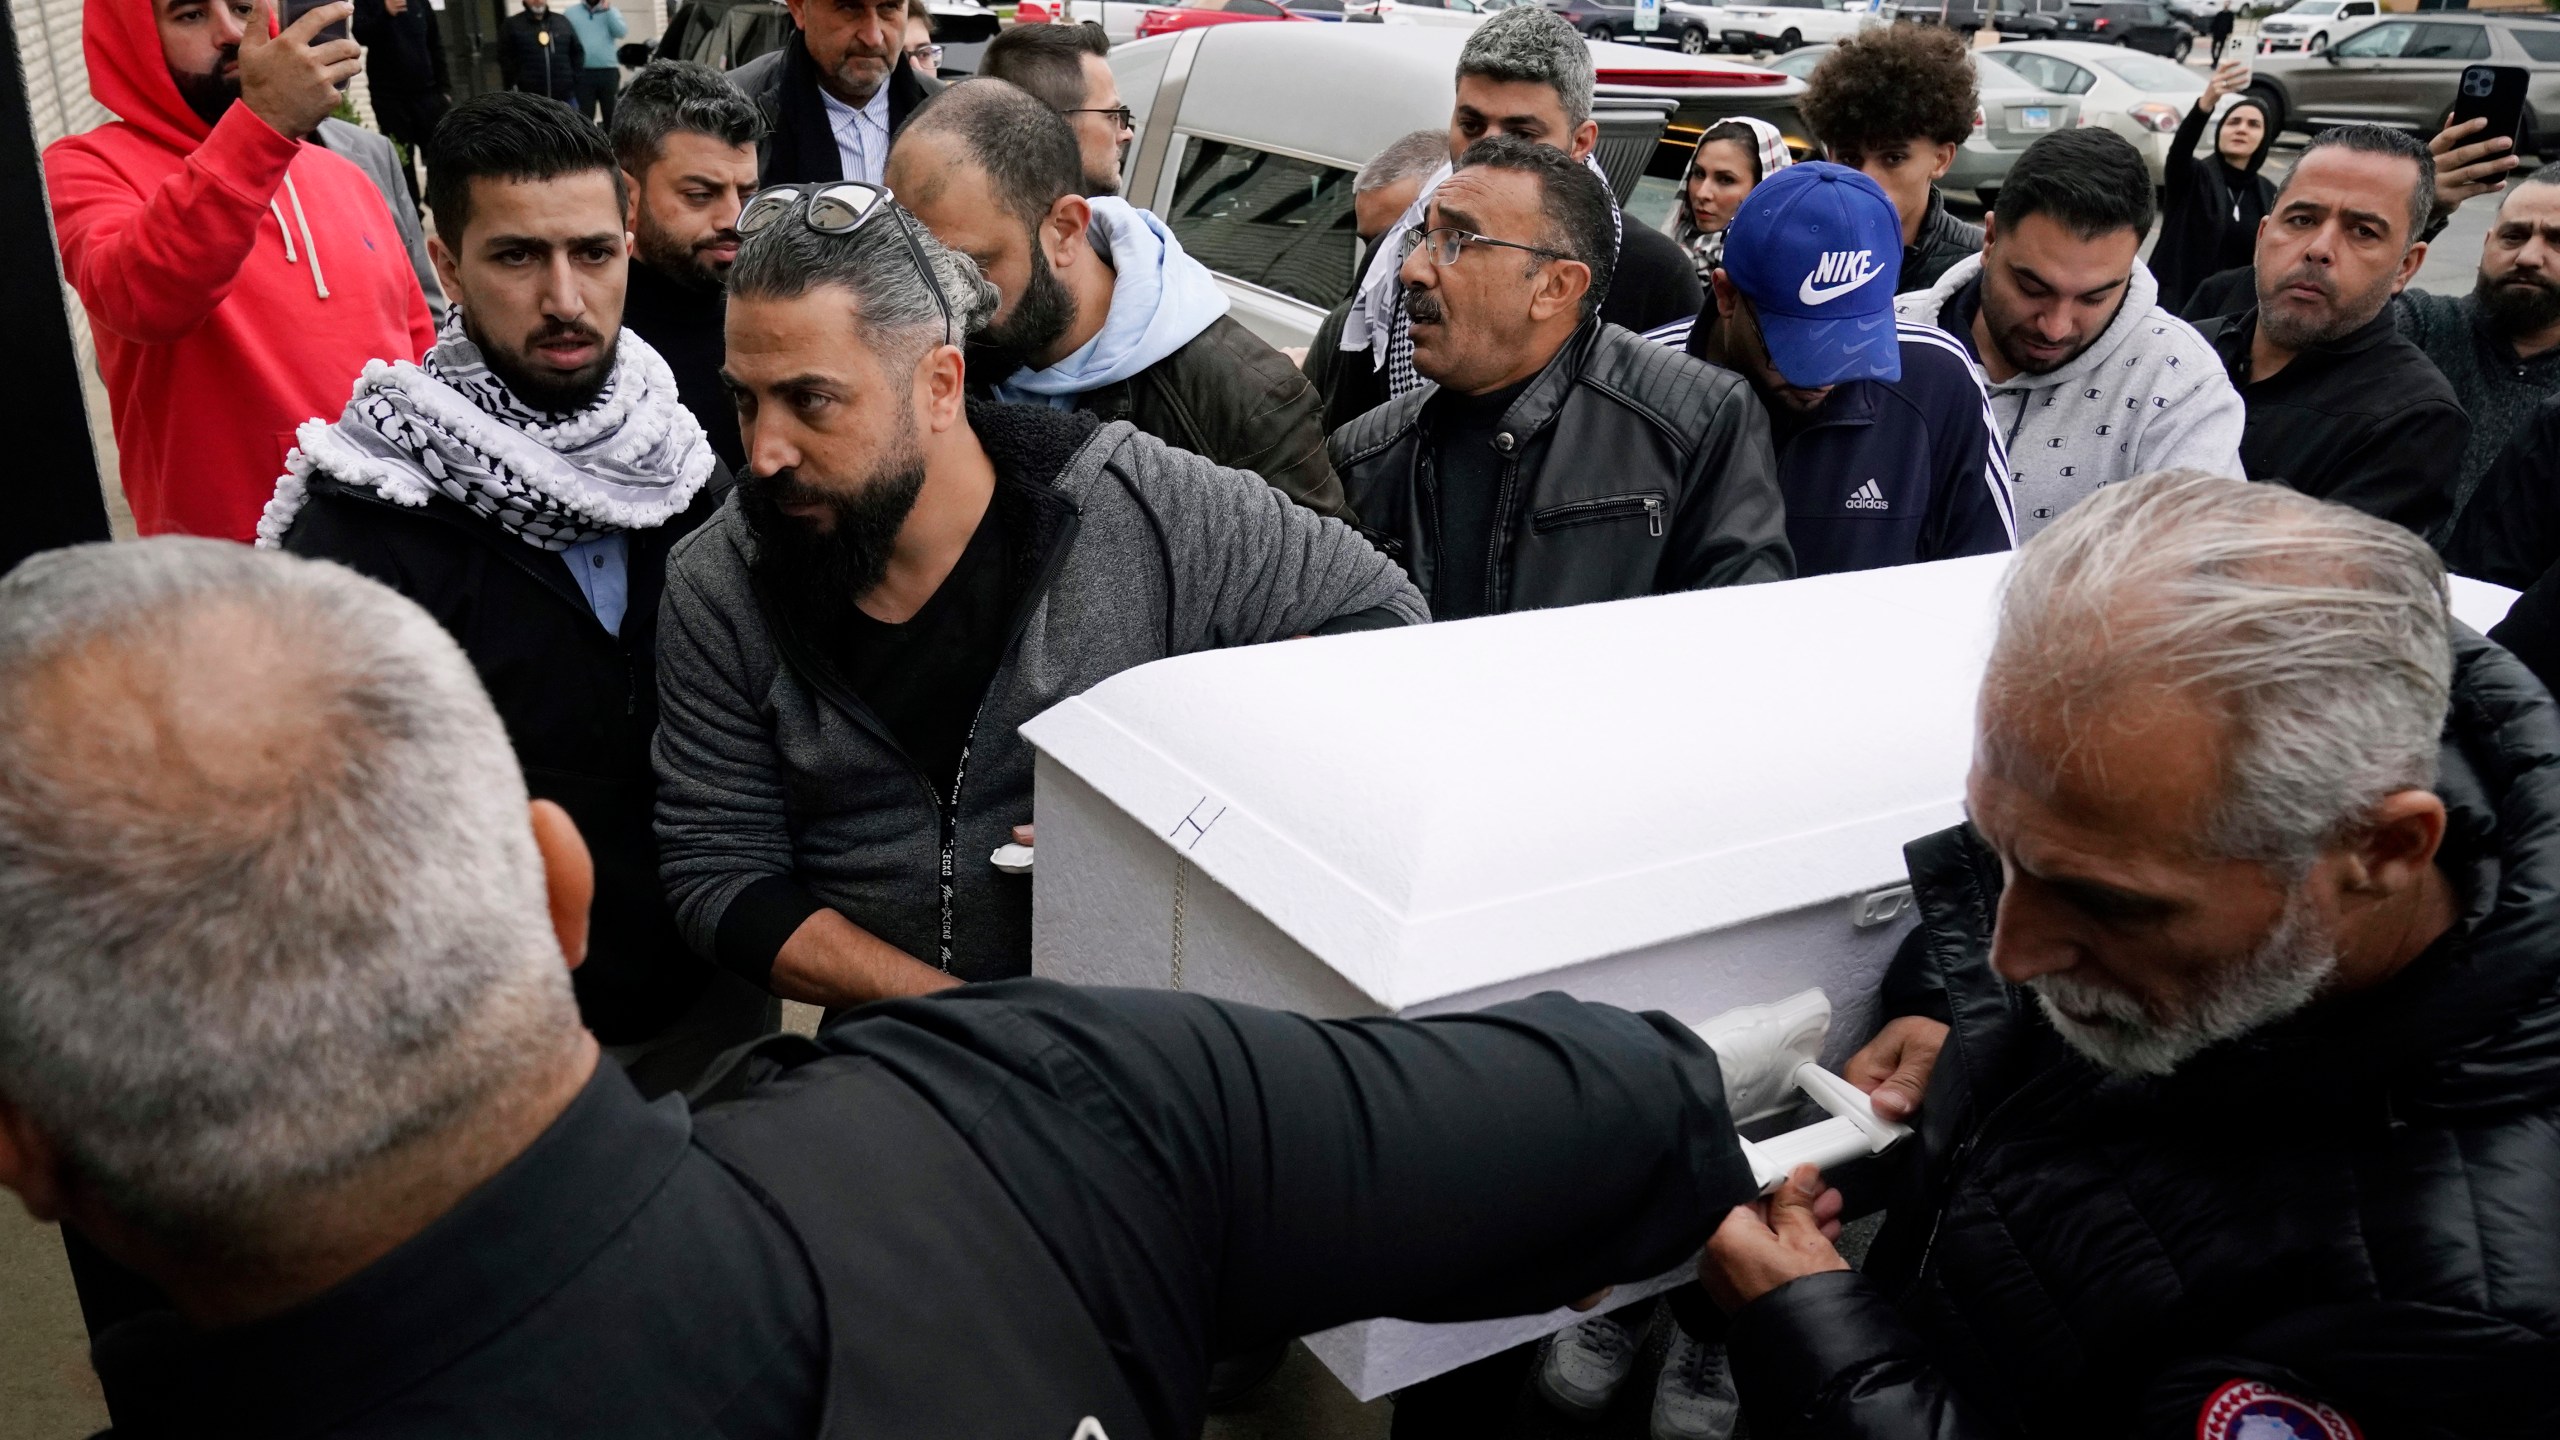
[44,0,435,543]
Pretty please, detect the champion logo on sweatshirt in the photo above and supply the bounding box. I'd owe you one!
[1798,250,1883,305]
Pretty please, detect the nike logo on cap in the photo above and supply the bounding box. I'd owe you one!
[1799,249,1882,305]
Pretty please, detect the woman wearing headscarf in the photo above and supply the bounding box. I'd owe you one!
[2151,59,2277,316]
[1670,115,1794,283]
[1666,115,1791,359]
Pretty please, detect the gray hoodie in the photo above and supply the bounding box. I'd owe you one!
[653,406,1426,986]
[1897,254,2244,539]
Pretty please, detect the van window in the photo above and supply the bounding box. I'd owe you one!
[1167,140,1361,309]
[2516,26,2560,62]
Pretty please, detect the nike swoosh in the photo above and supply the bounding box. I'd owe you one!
[1798,268,1880,305]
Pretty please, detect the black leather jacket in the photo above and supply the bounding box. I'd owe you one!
[1064,313,1349,521]
[1730,627,2560,1439]
[1328,319,1792,614]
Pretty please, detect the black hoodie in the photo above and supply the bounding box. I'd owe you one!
[2152,95,2276,316]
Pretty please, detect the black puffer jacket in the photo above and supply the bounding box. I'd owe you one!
[1731,627,2560,1439]
[497,6,584,102]
[1900,187,1983,298]
[1329,318,1793,613]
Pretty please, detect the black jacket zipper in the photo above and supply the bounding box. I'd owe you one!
[1530,491,1668,537]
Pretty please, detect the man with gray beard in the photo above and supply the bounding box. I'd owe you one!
[1695,470,2560,1438]
[2195,125,2468,542]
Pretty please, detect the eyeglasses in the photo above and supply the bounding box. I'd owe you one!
[1400,224,1569,269]
[904,42,944,64]
[735,181,954,343]
[1065,105,1137,134]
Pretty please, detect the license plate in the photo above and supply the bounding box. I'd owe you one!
[2020,106,2052,128]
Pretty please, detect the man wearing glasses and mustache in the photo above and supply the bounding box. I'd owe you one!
[268,94,760,1098]
[1330,137,1790,622]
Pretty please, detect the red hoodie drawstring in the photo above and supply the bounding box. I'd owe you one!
[266,173,330,300]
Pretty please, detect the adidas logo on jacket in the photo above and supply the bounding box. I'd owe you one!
[1897,255,2245,541]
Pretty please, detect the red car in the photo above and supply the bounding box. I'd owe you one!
[1135,0,1328,39]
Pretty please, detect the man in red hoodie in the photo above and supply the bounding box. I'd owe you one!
[45,0,436,540]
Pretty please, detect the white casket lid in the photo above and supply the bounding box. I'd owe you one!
[1024,558,2520,1012]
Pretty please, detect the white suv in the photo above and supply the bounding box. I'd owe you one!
[2255,0,2377,55]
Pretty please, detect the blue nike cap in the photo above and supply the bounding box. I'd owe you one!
[1719,161,1903,388]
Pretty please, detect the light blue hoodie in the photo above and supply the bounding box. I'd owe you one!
[991,198,1230,410]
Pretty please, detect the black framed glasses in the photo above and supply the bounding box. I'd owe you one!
[736,181,954,343]
[1401,224,1570,269]
[1065,105,1137,133]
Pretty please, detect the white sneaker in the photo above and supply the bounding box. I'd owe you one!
[1532,1313,1640,1420]
[1650,1329,1741,1440]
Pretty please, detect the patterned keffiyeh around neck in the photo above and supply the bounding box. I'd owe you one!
[257,314,716,551]
[1669,116,1794,283]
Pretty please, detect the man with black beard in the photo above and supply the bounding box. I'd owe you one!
[613,62,763,472]
[2196,125,2468,540]
[652,185,1422,1007]
[43,0,433,541]
[269,95,761,1097]
[2398,162,2560,542]
[1697,471,2560,1439]
[887,80,1349,517]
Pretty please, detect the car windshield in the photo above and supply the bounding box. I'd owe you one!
[2094,49,2203,90]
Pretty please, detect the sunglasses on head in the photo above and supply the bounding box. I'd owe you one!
[735,181,954,343]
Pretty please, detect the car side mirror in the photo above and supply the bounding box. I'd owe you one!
[2322,44,2340,63]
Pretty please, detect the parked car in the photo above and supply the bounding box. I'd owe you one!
[2049,1,2195,59]
[1982,39,2203,182]
[1665,0,1730,52]
[1884,0,1987,37]
[2255,0,2379,55]
[1137,0,1325,37]
[1992,0,2072,41]
[1015,0,1167,41]
[1719,0,1880,53]
[1548,0,1692,43]
[1108,23,1804,347]
[1367,0,1525,27]
[2246,12,2560,154]
[1767,43,2081,199]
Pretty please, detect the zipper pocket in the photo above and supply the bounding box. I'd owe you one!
[1530,491,1667,538]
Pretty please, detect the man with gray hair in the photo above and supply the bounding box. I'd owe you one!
[1308,128,1448,432]
[1336,4,1705,401]
[0,539,1775,1436]
[1696,471,2560,1437]
[2196,125,2468,539]
[657,183,1423,1008]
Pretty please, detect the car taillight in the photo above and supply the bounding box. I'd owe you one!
[2130,101,2181,132]
[1973,104,1986,132]
[2093,15,2107,26]
[1595,67,1788,87]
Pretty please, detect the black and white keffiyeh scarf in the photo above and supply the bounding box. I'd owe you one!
[258,314,715,551]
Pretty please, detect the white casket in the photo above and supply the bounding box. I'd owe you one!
[1021,556,2519,1400]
